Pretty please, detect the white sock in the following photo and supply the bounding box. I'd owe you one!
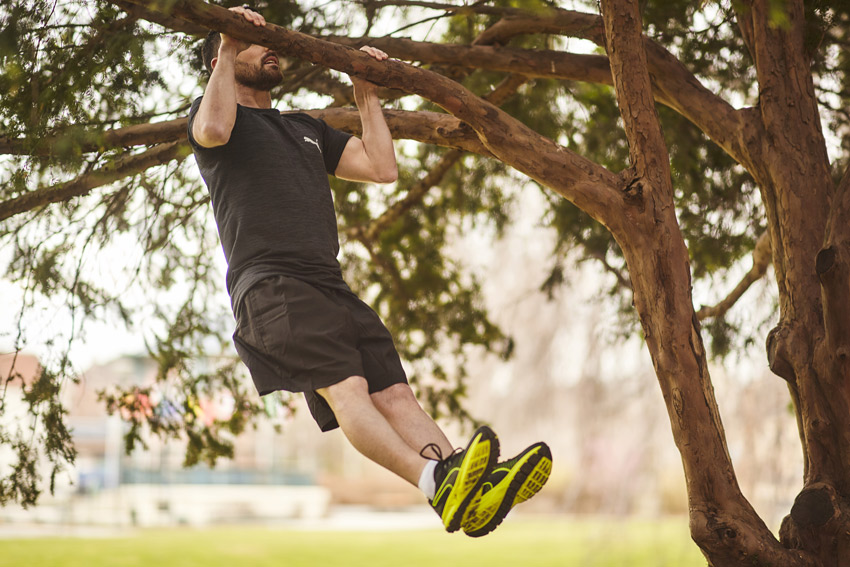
[418,459,438,500]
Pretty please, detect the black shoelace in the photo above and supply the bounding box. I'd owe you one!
[420,443,462,486]
[419,442,444,461]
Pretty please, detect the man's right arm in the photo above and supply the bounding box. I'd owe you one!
[192,7,266,148]
[192,46,240,148]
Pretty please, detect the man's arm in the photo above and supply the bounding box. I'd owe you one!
[334,47,399,184]
[192,8,266,148]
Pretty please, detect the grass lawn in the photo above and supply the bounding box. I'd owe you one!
[0,516,706,567]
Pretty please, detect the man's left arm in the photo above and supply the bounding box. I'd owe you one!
[334,47,398,184]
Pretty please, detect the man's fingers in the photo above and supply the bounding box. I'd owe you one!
[229,6,266,26]
[359,45,389,61]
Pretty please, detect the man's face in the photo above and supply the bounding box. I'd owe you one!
[233,44,283,91]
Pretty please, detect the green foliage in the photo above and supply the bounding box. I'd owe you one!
[1,0,847,509]
[0,360,76,508]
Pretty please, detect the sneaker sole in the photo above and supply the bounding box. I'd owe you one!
[442,426,500,533]
[463,443,552,538]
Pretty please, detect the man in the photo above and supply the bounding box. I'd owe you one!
[187,6,551,536]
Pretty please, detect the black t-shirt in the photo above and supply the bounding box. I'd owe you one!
[187,97,353,309]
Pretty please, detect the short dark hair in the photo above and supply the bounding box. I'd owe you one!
[202,30,221,74]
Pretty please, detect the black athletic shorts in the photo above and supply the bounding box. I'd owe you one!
[232,275,408,432]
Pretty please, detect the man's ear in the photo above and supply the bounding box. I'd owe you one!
[211,56,218,71]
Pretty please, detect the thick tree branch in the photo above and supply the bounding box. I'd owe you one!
[471,8,605,46]
[357,2,747,165]
[2,110,491,158]
[0,119,187,157]
[697,231,772,321]
[0,142,188,223]
[601,0,671,196]
[813,161,850,489]
[299,109,492,156]
[112,0,207,36]
[125,0,746,188]
[599,3,801,566]
[110,0,622,228]
[325,34,749,165]
[326,35,613,85]
[742,1,849,502]
[85,0,751,180]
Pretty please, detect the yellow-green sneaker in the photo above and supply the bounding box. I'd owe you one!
[461,441,552,538]
[427,426,499,532]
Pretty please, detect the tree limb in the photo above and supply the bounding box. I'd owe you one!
[696,231,772,320]
[601,0,672,196]
[0,142,188,223]
[1,110,491,157]
[349,148,464,244]
[112,0,207,36]
[471,7,605,46]
[116,0,747,179]
[324,35,614,85]
[109,0,622,227]
[0,119,187,157]
[354,3,747,164]
[297,109,493,156]
[46,1,748,184]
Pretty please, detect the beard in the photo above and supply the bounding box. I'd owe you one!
[234,60,283,91]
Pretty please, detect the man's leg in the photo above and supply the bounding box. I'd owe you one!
[316,375,428,485]
[371,383,453,458]
[319,375,501,533]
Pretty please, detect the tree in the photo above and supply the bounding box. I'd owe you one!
[1,0,848,564]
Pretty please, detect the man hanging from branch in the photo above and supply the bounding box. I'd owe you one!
[187,6,551,536]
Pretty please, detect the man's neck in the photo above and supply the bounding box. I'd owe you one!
[235,84,273,109]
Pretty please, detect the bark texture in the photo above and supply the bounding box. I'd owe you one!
[734,2,850,564]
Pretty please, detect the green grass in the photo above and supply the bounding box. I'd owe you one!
[0,517,705,567]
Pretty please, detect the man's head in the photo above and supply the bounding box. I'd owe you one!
[202,30,221,74]
[201,29,283,92]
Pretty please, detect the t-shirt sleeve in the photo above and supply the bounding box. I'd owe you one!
[187,96,204,150]
[317,119,353,175]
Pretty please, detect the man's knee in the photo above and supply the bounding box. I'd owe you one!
[371,383,418,415]
[316,375,369,413]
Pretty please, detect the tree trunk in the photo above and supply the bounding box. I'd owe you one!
[600,0,838,565]
[731,1,850,564]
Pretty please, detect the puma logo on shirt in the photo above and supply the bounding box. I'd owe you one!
[303,136,322,153]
